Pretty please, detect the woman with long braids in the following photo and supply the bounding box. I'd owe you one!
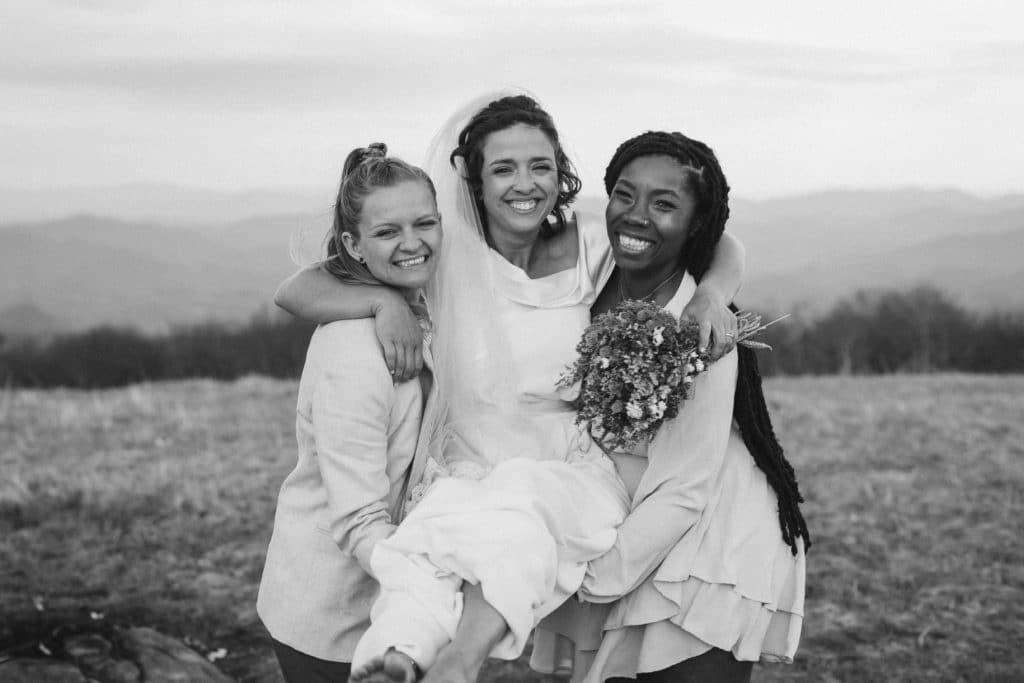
[531,131,810,683]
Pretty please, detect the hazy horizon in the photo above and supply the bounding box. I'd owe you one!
[4,183,1022,339]
[4,181,1024,229]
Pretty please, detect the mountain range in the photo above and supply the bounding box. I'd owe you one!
[2,187,1022,339]
[0,183,330,225]
[725,189,1024,314]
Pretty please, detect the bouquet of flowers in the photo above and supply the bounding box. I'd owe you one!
[558,299,776,452]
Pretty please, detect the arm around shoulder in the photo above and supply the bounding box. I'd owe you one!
[699,231,745,302]
[274,265,401,322]
[275,267,423,380]
[683,232,745,359]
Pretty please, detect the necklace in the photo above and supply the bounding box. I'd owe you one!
[618,268,682,303]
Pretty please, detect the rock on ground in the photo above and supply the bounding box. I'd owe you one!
[0,658,90,682]
[119,626,233,682]
[2,625,234,683]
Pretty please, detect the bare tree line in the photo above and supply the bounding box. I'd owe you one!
[2,286,1021,388]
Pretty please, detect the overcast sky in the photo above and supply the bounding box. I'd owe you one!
[2,0,1022,199]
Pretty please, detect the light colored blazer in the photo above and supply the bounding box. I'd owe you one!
[257,319,423,662]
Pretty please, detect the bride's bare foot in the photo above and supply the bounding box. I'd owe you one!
[350,648,420,683]
[420,643,478,683]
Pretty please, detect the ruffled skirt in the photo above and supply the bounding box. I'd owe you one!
[533,431,806,681]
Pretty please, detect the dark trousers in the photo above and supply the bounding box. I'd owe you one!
[271,639,352,683]
[608,647,753,683]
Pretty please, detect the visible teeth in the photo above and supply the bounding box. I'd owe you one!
[618,234,654,254]
[509,200,538,213]
[395,255,427,268]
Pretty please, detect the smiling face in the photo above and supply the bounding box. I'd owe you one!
[341,179,442,291]
[605,154,699,278]
[478,123,560,240]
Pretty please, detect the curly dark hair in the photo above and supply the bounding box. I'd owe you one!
[604,131,812,556]
[449,95,582,238]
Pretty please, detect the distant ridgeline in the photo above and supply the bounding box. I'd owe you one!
[3,188,1024,386]
[1,285,1022,388]
[2,189,1024,338]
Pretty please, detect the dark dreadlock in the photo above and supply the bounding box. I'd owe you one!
[604,131,812,555]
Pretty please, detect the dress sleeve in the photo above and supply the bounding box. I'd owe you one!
[579,349,738,602]
[577,211,616,292]
[310,326,398,578]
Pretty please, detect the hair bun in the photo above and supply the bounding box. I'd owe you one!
[342,142,389,178]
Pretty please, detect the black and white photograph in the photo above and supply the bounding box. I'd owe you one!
[1,2,1021,681]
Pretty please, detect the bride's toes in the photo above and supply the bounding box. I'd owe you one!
[382,649,420,682]
[349,655,383,682]
[350,649,419,683]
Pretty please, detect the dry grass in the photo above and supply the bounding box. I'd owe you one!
[757,375,1024,683]
[0,378,297,677]
[1,374,1022,682]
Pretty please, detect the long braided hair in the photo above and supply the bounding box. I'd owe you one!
[604,131,811,554]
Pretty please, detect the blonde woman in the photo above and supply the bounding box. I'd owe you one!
[257,144,441,683]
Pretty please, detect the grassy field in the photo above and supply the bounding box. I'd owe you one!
[1,374,1022,682]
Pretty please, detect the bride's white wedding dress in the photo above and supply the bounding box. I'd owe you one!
[351,212,630,670]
